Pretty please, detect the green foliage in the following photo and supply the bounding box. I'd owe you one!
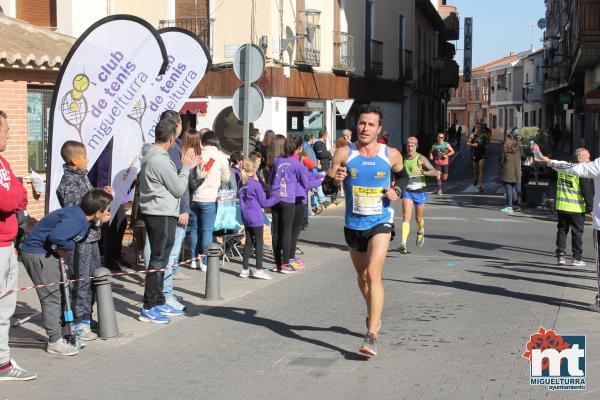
[515,127,551,155]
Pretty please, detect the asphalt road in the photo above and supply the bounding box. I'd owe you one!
[5,142,599,400]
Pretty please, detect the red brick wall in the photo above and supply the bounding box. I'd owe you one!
[0,69,57,220]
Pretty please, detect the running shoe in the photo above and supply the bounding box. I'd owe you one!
[73,322,97,341]
[289,258,305,269]
[239,269,251,278]
[478,186,484,193]
[190,260,197,269]
[416,231,425,247]
[165,296,186,311]
[437,189,443,195]
[47,338,79,356]
[253,269,273,280]
[396,242,408,254]
[359,333,378,357]
[500,207,513,213]
[279,264,296,274]
[572,259,586,267]
[557,255,566,265]
[156,303,184,317]
[139,307,170,324]
[0,359,37,381]
[512,205,521,212]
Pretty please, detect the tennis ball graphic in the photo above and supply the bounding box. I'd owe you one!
[73,74,89,92]
[71,90,83,100]
[70,102,79,112]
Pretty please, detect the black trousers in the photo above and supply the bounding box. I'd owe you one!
[271,202,304,266]
[142,215,177,309]
[105,204,127,269]
[556,211,584,259]
[243,226,264,270]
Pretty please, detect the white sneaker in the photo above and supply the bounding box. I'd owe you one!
[253,269,273,280]
[572,259,586,267]
[47,338,79,356]
[165,296,186,311]
[239,269,250,278]
[190,260,197,269]
[199,261,207,272]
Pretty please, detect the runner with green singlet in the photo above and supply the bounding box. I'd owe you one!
[430,132,455,195]
[397,136,440,254]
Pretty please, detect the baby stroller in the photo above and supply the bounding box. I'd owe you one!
[310,189,324,215]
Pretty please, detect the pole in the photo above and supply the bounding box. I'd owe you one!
[204,243,223,300]
[93,267,119,338]
[243,45,251,156]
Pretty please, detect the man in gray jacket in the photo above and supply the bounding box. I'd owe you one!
[138,119,200,324]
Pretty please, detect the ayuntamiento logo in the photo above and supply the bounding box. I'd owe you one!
[522,327,586,391]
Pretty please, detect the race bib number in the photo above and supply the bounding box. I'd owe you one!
[406,176,423,191]
[352,186,383,215]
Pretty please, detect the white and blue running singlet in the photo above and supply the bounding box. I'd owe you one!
[343,142,392,230]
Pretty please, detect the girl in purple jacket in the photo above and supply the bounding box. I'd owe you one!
[239,157,280,279]
[269,135,322,273]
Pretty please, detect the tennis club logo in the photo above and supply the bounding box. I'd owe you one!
[523,327,586,391]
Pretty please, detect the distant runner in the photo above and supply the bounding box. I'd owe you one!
[430,132,455,195]
[397,136,440,254]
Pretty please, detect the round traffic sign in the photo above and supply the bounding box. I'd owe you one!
[233,44,265,83]
[232,83,264,123]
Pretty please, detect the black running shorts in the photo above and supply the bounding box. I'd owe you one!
[344,223,395,253]
[434,164,449,174]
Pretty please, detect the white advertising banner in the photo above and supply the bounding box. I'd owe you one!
[109,28,211,213]
[47,15,168,212]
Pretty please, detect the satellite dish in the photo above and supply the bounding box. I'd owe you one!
[537,18,547,30]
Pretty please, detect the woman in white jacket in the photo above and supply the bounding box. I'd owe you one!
[190,131,231,270]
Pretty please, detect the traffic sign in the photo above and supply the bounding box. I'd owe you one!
[232,84,264,123]
[233,44,265,83]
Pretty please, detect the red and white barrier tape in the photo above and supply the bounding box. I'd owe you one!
[0,257,200,296]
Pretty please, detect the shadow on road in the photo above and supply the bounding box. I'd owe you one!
[201,306,367,360]
[384,276,592,311]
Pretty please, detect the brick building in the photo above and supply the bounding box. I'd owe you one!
[0,13,74,218]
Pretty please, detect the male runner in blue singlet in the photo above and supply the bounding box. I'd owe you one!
[322,104,404,357]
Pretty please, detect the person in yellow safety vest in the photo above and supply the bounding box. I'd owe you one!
[554,148,594,267]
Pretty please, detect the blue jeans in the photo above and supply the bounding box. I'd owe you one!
[316,172,326,202]
[163,225,186,298]
[191,201,217,262]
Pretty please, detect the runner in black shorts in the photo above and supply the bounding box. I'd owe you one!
[467,123,489,192]
[322,104,404,357]
[430,133,455,195]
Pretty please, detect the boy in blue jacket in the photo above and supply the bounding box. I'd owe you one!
[21,189,112,356]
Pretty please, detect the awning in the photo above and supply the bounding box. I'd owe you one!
[180,101,207,114]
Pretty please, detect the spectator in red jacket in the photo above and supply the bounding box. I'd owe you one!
[0,111,36,380]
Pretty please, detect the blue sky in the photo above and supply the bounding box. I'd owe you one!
[448,0,546,70]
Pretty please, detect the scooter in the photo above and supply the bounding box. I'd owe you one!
[59,258,81,349]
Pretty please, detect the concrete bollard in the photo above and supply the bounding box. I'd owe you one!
[92,267,119,338]
[204,243,223,301]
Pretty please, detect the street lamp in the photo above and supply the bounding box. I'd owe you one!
[302,8,321,42]
[282,8,321,45]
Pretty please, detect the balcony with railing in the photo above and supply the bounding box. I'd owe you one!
[296,25,321,67]
[403,49,413,81]
[572,0,600,69]
[159,18,214,56]
[368,39,383,76]
[439,4,460,41]
[332,31,355,72]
